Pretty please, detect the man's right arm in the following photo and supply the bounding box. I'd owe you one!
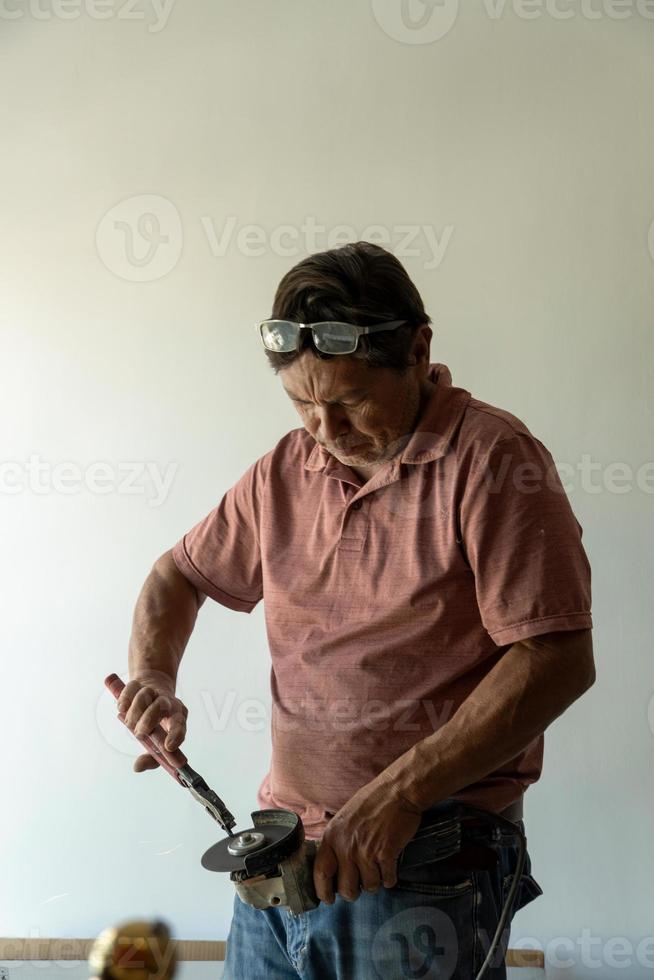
[118,549,205,773]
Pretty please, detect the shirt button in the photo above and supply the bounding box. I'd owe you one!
[352,500,362,510]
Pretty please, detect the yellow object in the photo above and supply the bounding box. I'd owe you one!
[88,920,176,980]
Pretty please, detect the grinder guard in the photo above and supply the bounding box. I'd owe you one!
[201,808,320,915]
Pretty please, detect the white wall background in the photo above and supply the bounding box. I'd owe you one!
[1,2,653,977]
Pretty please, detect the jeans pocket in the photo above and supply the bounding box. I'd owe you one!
[395,877,475,899]
[502,871,544,914]
[395,862,475,898]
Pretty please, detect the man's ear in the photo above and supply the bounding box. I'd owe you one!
[410,324,432,368]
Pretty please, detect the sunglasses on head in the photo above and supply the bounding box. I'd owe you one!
[255,319,408,355]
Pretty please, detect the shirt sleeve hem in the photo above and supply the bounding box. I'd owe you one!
[488,612,593,646]
[171,539,259,614]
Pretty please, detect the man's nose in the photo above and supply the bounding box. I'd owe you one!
[315,406,349,443]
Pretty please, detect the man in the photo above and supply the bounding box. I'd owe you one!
[117,241,595,979]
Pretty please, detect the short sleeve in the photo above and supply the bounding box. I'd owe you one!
[459,432,592,646]
[171,453,271,613]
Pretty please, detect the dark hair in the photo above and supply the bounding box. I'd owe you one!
[262,241,432,375]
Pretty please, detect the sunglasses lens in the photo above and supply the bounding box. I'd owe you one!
[312,323,357,354]
[260,321,299,352]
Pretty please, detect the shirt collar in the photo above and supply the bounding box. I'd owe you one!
[304,362,471,472]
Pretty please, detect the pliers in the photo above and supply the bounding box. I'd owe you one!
[105,673,237,837]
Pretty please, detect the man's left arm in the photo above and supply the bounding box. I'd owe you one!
[313,630,595,903]
[384,626,595,812]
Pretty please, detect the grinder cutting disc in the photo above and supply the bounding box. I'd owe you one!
[201,808,303,876]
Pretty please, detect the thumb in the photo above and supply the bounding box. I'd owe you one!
[133,753,160,773]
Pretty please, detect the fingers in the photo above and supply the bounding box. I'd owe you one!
[163,715,187,752]
[119,682,156,730]
[337,859,364,902]
[125,687,162,732]
[117,684,187,744]
[377,853,398,889]
[116,679,146,719]
[357,861,383,895]
[133,752,160,773]
[135,694,175,736]
[118,711,162,773]
[338,856,387,900]
[314,845,387,904]
[145,700,188,753]
[115,680,188,772]
[313,842,338,905]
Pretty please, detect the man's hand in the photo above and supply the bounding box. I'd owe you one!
[313,777,423,904]
[117,671,189,773]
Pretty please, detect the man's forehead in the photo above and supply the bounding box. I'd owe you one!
[282,381,368,399]
[281,356,377,400]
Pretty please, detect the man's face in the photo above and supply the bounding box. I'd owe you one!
[280,328,432,469]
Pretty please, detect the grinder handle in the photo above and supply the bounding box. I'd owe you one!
[105,672,188,780]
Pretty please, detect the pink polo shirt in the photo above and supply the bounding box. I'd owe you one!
[172,363,592,839]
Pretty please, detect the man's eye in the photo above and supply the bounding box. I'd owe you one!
[292,399,361,408]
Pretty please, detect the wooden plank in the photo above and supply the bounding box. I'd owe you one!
[0,940,226,962]
[506,948,545,968]
[1,939,543,968]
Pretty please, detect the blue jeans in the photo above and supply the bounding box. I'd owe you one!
[223,817,543,979]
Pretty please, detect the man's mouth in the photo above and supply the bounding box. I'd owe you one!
[334,443,369,455]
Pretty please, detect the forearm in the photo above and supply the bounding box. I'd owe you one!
[381,629,596,812]
[128,550,204,693]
